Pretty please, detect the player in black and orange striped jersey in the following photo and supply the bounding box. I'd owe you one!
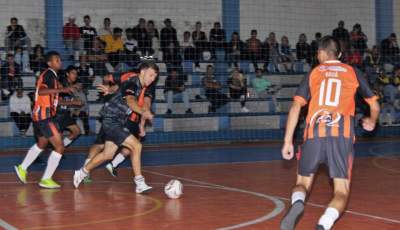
[14,51,77,189]
[280,36,380,230]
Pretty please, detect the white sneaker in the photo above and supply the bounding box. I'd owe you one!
[135,176,152,194]
[241,107,250,113]
[105,163,117,177]
[73,169,87,189]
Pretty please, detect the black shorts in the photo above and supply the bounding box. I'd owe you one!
[102,119,130,146]
[55,112,77,131]
[126,120,141,139]
[93,125,106,145]
[33,118,61,138]
[298,137,354,179]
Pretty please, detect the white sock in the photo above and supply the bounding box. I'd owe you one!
[41,151,62,180]
[134,175,144,185]
[63,137,73,147]
[111,153,126,168]
[318,207,340,230]
[84,158,91,166]
[291,191,306,205]
[20,144,43,170]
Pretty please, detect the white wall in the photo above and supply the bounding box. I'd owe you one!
[63,0,222,40]
[0,0,45,46]
[240,0,376,46]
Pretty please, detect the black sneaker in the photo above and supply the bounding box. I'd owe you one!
[165,109,172,114]
[186,109,193,114]
[315,224,325,230]
[105,163,118,177]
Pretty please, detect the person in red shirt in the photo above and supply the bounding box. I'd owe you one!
[280,36,380,230]
[63,15,81,59]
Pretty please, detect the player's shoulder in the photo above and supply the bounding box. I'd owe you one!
[312,62,356,75]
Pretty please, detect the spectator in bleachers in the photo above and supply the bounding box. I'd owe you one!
[228,68,249,112]
[332,20,350,44]
[1,53,22,100]
[5,17,31,53]
[80,15,97,51]
[226,31,246,69]
[310,32,322,67]
[246,29,263,70]
[30,44,47,75]
[164,69,193,114]
[86,37,109,76]
[279,36,294,72]
[132,18,151,56]
[251,68,281,112]
[147,20,159,57]
[209,22,226,60]
[345,46,363,69]
[364,46,382,84]
[100,27,124,67]
[202,65,229,112]
[98,18,112,36]
[181,31,199,64]
[350,23,368,53]
[63,15,81,60]
[123,28,140,67]
[9,87,31,136]
[160,18,179,64]
[377,69,399,125]
[76,55,94,92]
[296,33,312,67]
[192,21,208,65]
[381,33,400,66]
[264,32,280,73]
[14,46,32,73]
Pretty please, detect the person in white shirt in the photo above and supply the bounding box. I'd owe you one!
[9,88,32,135]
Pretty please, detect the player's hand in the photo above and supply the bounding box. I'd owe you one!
[141,110,154,121]
[96,84,110,95]
[362,117,376,131]
[61,87,76,94]
[139,124,146,137]
[281,142,294,160]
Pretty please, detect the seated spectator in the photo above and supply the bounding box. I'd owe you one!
[310,32,322,67]
[381,33,400,66]
[226,32,246,70]
[209,22,226,60]
[164,69,193,114]
[346,46,363,69]
[202,65,229,112]
[350,23,368,53]
[251,68,281,112]
[364,46,382,84]
[376,69,399,125]
[264,32,280,72]
[228,68,249,112]
[76,55,94,92]
[147,20,159,57]
[5,17,31,52]
[14,46,32,73]
[160,18,178,61]
[100,27,124,67]
[98,17,112,36]
[86,37,109,75]
[280,36,294,72]
[63,15,81,60]
[192,21,208,63]
[296,33,312,66]
[80,15,97,51]
[132,18,151,56]
[123,28,140,67]
[30,44,47,75]
[246,29,263,70]
[9,87,31,136]
[1,54,22,100]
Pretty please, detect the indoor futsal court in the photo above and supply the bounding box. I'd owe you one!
[1,0,400,229]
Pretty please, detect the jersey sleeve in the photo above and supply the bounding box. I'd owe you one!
[355,68,378,105]
[120,77,140,97]
[293,72,311,106]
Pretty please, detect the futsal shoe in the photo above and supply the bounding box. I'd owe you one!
[135,176,152,194]
[39,178,61,189]
[105,163,118,177]
[83,176,92,184]
[73,169,88,188]
[280,200,305,230]
[14,165,27,184]
[315,225,326,230]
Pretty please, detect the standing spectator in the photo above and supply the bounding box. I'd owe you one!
[251,68,281,112]
[123,28,140,67]
[9,87,32,136]
[1,54,22,100]
[86,37,109,76]
[332,20,350,44]
[100,27,124,67]
[246,30,263,70]
[160,18,179,61]
[209,22,226,60]
[202,65,229,112]
[296,33,311,66]
[14,46,32,73]
[30,44,47,75]
[280,36,294,72]
[265,32,280,72]
[192,21,208,64]
[181,31,197,61]
[228,68,249,112]
[5,17,31,52]
[310,32,322,67]
[164,69,193,114]
[350,23,368,53]
[147,20,159,57]
[132,18,151,56]
[80,15,97,51]
[63,15,81,60]
[98,17,112,36]
[226,31,246,69]
[381,33,400,66]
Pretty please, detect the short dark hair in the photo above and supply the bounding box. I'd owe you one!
[65,65,78,73]
[390,33,397,38]
[148,20,154,25]
[11,17,18,22]
[315,32,322,38]
[251,29,257,34]
[113,27,123,34]
[104,17,110,22]
[318,36,340,57]
[6,53,14,59]
[45,51,61,63]
[139,61,159,74]
[184,31,191,36]
[84,15,90,20]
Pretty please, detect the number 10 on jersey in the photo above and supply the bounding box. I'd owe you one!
[318,78,342,107]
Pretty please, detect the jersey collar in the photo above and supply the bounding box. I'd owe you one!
[49,68,58,78]
[324,60,341,64]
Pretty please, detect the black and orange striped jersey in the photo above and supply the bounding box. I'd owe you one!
[32,69,60,121]
[294,60,377,139]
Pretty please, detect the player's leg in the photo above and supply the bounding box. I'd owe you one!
[105,147,129,177]
[63,123,81,147]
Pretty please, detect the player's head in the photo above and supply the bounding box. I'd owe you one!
[65,65,78,83]
[139,61,159,87]
[45,51,62,71]
[317,36,340,63]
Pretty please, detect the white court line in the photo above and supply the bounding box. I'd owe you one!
[0,219,18,230]
[143,169,400,225]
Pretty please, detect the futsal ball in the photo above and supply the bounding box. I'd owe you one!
[164,179,183,199]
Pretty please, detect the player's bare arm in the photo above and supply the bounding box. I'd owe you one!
[282,100,303,160]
